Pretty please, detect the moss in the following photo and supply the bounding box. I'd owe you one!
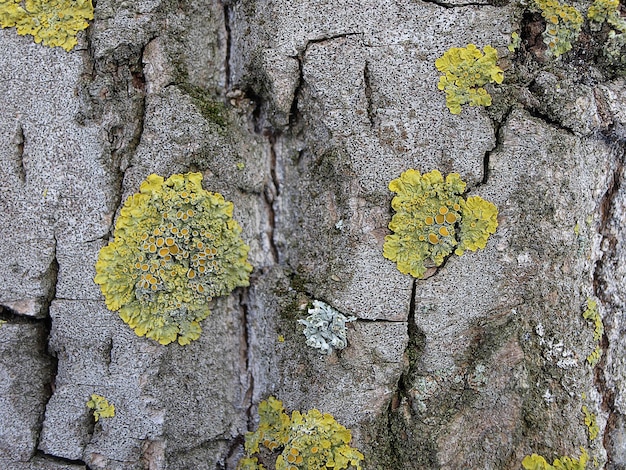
[531,0,583,57]
[179,84,229,128]
[522,448,588,469]
[95,173,252,346]
[383,169,498,278]
[435,44,504,115]
[239,396,364,470]
[86,394,115,422]
[0,0,93,51]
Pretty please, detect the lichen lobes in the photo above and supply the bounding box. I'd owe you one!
[435,44,504,115]
[0,0,94,51]
[239,396,364,470]
[383,169,498,278]
[95,172,252,346]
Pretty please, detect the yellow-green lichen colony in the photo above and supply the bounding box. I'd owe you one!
[383,169,498,279]
[0,0,93,51]
[86,394,115,422]
[239,396,364,470]
[582,298,603,366]
[521,448,588,470]
[95,173,252,346]
[435,44,504,115]
[532,0,583,57]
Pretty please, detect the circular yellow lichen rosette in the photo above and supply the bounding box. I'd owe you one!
[95,172,252,345]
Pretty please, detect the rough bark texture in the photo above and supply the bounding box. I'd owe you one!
[1,0,625,469]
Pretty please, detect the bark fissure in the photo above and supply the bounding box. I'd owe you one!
[263,134,280,265]
[221,1,232,91]
[14,122,26,183]
[364,60,375,129]
[592,141,625,464]
[34,450,91,469]
[419,0,491,9]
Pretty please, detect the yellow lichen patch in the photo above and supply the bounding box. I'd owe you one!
[383,169,498,278]
[582,298,603,366]
[86,394,115,422]
[531,0,583,57]
[0,0,94,51]
[522,448,588,470]
[239,397,364,470]
[582,405,599,440]
[435,44,504,114]
[94,172,252,346]
[454,196,499,256]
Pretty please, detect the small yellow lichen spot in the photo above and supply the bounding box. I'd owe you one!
[277,334,285,343]
[0,0,94,51]
[435,44,504,114]
[582,405,600,440]
[86,394,115,422]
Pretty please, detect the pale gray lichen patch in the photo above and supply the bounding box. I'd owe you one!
[298,300,356,355]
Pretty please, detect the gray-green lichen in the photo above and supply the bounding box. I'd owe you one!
[298,300,356,355]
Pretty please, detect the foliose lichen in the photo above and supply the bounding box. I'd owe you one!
[86,394,115,422]
[582,298,603,366]
[298,300,356,355]
[531,0,583,57]
[95,173,252,346]
[435,44,504,115]
[238,396,364,470]
[383,169,498,279]
[0,0,94,51]
[588,0,626,62]
[582,405,599,440]
[509,32,522,52]
[521,448,588,470]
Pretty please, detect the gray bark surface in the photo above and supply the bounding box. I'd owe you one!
[1,0,625,469]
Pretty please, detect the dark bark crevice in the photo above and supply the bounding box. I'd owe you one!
[591,139,625,466]
[33,450,91,469]
[221,0,232,92]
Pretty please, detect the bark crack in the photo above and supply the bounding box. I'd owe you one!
[34,450,91,469]
[13,122,26,183]
[419,0,491,8]
[221,0,232,91]
[263,134,280,265]
[591,140,625,464]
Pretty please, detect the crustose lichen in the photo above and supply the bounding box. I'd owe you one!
[95,172,252,346]
[298,300,356,355]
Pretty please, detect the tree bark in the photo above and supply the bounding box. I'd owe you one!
[1,1,625,469]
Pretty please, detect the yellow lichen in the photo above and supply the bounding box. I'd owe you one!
[95,173,252,346]
[383,169,498,278]
[435,44,504,115]
[0,0,94,51]
[532,0,583,57]
[86,394,115,422]
[582,405,599,440]
[239,396,364,470]
[522,448,588,470]
[582,298,603,366]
